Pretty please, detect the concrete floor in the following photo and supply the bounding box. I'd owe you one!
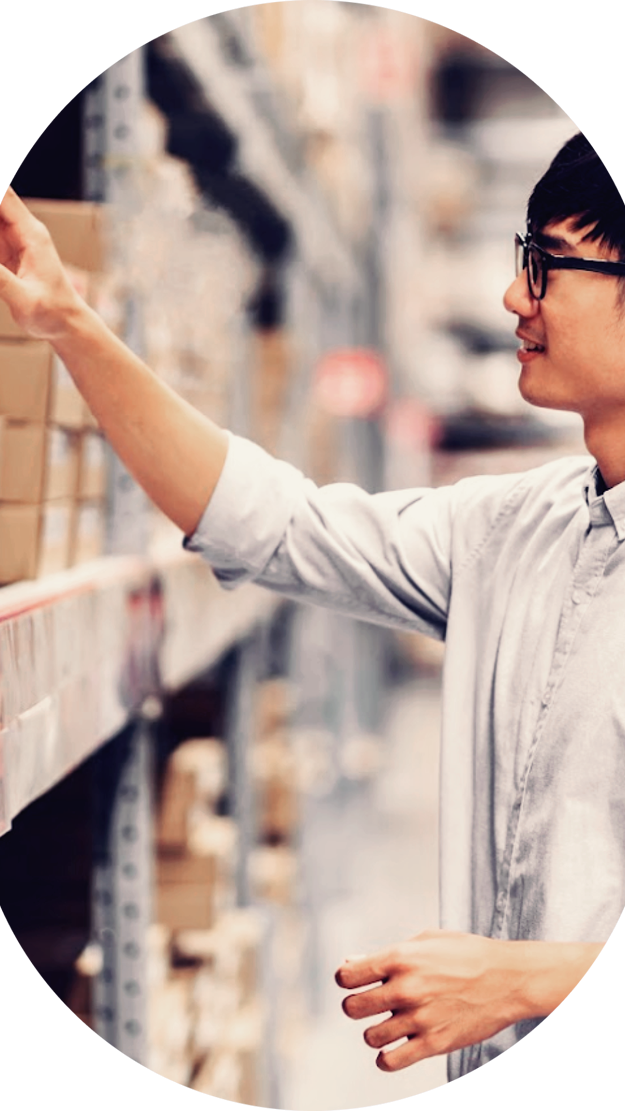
[284,675,448,1111]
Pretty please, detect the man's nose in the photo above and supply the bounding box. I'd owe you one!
[503,271,539,317]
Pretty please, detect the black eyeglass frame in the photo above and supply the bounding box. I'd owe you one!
[515,231,625,300]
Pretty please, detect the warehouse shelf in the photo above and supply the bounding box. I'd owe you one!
[0,544,276,829]
[0,10,397,1104]
[168,18,363,293]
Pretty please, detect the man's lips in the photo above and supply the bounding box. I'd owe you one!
[516,331,546,360]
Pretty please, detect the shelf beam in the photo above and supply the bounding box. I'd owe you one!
[0,547,276,830]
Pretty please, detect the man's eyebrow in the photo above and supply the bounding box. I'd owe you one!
[533,229,576,253]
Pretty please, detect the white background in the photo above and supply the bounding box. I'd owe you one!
[1,1,624,1108]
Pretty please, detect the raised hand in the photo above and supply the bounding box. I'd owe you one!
[0,187,83,340]
[0,187,229,537]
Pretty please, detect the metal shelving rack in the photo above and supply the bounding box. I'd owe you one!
[0,18,380,1103]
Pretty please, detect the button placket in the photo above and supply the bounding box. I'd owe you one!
[493,516,615,938]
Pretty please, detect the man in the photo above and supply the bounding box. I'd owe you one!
[0,131,623,1081]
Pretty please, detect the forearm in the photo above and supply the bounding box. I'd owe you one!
[49,300,228,537]
[506,939,604,1021]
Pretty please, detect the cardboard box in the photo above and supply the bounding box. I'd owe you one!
[50,355,84,429]
[39,500,73,575]
[44,428,80,500]
[0,420,46,502]
[0,343,85,427]
[0,504,40,580]
[0,342,52,420]
[157,768,196,852]
[155,814,237,932]
[24,200,107,273]
[170,738,227,808]
[156,854,217,889]
[76,432,107,499]
[70,500,106,565]
[157,739,228,852]
[0,422,79,503]
[156,880,218,932]
[0,500,72,582]
[187,815,238,875]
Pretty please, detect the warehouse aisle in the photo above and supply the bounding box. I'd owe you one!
[284,673,447,1110]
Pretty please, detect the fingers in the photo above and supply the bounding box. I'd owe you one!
[363,1010,444,1072]
[363,1010,419,1050]
[342,982,396,1020]
[376,1034,436,1072]
[0,262,26,330]
[0,186,33,228]
[335,949,396,989]
[0,261,21,299]
[0,189,49,262]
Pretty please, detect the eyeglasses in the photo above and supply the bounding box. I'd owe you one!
[515,231,625,300]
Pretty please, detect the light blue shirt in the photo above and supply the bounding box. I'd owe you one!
[185,432,625,1077]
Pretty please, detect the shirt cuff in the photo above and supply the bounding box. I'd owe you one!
[183,431,305,588]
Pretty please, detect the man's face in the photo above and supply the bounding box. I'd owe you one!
[503,218,625,421]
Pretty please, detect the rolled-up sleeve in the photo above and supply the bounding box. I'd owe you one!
[184,432,460,638]
[184,432,304,585]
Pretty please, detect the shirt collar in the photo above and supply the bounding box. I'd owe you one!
[584,464,625,541]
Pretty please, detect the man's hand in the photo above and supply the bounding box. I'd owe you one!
[0,187,83,340]
[0,186,229,536]
[335,929,603,1072]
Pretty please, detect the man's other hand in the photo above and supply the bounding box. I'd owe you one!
[335,928,603,1071]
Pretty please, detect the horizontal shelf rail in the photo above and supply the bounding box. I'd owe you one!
[0,545,276,829]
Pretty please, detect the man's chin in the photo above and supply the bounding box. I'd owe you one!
[517,371,576,413]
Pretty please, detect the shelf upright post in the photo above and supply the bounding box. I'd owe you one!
[223,630,262,907]
[223,620,285,1109]
[83,50,156,1065]
[91,706,157,1062]
[83,49,149,555]
[333,108,389,769]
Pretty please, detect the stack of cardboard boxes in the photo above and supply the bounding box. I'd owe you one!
[61,693,310,1102]
[0,201,108,582]
[148,736,268,1102]
[156,738,237,933]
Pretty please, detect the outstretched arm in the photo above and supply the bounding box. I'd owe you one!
[335,928,603,1070]
[0,187,228,536]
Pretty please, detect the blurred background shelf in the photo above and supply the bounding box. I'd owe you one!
[168,15,362,291]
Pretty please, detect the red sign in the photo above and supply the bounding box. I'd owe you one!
[360,29,417,102]
[386,398,439,449]
[314,348,388,419]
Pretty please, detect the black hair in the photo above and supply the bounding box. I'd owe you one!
[527,132,625,260]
